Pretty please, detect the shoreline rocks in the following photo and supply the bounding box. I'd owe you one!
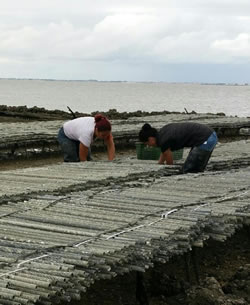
[0,105,226,122]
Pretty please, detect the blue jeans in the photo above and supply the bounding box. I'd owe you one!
[57,127,91,162]
[182,132,218,173]
[198,132,218,151]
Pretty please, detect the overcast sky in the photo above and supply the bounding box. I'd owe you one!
[0,0,250,82]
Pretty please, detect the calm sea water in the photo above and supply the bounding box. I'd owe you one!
[0,79,249,117]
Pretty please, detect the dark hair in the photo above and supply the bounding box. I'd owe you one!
[95,114,111,131]
[139,123,158,142]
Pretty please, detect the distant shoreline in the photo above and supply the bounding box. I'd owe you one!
[0,78,249,86]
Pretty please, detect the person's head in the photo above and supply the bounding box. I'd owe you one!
[94,114,112,140]
[139,123,158,146]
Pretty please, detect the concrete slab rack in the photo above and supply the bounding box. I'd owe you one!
[1,113,250,160]
[0,140,250,304]
[0,140,250,203]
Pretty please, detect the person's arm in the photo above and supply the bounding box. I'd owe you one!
[79,143,89,161]
[164,149,173,165]
[105,133,115,161]
[158,153,165,164]
[158,149,173,165]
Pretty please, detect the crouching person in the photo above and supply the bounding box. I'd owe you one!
[138,122,217,173]
[58,114,115,162]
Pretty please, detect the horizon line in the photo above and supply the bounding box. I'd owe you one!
[0,77,249,85]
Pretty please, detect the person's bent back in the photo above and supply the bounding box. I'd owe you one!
[57,114,115,162]
[139,122,217,173]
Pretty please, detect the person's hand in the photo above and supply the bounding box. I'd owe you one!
[79,143,89,161]
[106,133,115,161]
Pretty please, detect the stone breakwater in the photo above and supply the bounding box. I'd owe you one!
[0,105,227,121]
[0,139,250,304]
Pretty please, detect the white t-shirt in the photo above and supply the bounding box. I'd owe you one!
[63,117,95,148]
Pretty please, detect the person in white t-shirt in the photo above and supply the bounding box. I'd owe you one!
[57,114,115,162]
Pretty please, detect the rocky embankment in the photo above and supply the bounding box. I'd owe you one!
[0,105,226,122]
[0,105,74,121]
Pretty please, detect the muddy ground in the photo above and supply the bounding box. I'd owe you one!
[78,227,250,305]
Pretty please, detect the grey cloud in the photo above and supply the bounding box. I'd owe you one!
[0,0,250,81]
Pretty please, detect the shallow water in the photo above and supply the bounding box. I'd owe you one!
[0,79,249,117]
